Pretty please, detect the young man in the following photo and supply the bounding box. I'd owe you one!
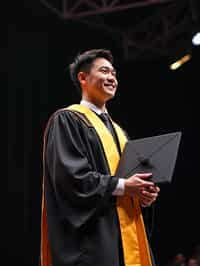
[40,49,160,266]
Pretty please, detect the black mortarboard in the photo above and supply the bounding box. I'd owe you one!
[116,132,182,184]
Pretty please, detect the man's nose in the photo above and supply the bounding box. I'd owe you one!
[107,73,116,82]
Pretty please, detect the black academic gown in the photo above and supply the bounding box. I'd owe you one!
[44,109,124,266]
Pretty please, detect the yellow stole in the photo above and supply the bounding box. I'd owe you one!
[40,104,152,266]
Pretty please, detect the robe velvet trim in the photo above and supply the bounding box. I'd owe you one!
[41,112,54,266]
[40,104,152,266]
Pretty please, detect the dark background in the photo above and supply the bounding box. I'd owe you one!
[6,1,200,265]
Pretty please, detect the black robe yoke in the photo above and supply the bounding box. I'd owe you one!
[44,109,123,266]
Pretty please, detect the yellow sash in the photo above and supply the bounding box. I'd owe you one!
[40,104,152,266]
[67,104,152,266]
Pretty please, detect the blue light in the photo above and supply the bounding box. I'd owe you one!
[192,32,200,46]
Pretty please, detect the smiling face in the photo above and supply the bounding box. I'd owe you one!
[78,57,118,109]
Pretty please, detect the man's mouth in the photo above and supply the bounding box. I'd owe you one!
[104,83,116,89]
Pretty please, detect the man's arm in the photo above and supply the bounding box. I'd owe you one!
[44,110,119,228]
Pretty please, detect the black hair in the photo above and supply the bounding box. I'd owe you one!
[69,49,113,94]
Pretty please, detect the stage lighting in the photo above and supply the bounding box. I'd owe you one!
[170,54,192,71]
[192,31,200,45]
[190,0,200,45]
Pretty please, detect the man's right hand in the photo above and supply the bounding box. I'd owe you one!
[124,173,160,206]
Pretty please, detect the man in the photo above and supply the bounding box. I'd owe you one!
[40,49,160,266]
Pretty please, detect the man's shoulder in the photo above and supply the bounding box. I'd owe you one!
[48,106,93,128]
[111,120,129,139]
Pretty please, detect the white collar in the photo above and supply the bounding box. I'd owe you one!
[80,100,108,115]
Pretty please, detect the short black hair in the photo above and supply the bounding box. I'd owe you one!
[69,49,114,94]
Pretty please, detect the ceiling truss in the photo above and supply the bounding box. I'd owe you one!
[40,0,174,19]
[40,0,195,61]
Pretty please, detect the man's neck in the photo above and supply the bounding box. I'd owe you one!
[80,99,107,115]
[81,96,106,111]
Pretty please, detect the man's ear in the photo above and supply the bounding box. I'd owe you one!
[77,72,88,86]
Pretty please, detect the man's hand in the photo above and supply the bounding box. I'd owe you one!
[139,185,160,207]
[124,173,160,207]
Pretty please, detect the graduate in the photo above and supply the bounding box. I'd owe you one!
[40,49,160,266]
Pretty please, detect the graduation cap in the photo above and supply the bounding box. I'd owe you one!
[116,132,182,185]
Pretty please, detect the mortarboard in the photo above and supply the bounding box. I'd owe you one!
[116,132,182,184]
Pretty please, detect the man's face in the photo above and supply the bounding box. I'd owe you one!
[80,57,118,105]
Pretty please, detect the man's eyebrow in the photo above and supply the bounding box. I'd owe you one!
[98,66,116,72]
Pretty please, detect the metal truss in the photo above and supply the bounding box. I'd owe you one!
[40,0,194,61]
[40,0,174,19]
[121,0,193,60]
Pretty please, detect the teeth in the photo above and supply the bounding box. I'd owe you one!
[105,84,114,88]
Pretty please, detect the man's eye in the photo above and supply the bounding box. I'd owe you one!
[100,68,116,76]
[112,71,116,76]
[100,68,108,73]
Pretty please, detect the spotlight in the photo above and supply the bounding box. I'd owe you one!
[192,32,200,45]
[170,54,192,71]
[190,0,200,45]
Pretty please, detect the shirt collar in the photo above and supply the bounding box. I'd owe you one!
[80,99,108,115]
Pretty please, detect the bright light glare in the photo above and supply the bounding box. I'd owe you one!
[170,54,192,70]
[192,32,200,46]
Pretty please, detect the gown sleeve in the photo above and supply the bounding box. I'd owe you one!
[44,110,118,228]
